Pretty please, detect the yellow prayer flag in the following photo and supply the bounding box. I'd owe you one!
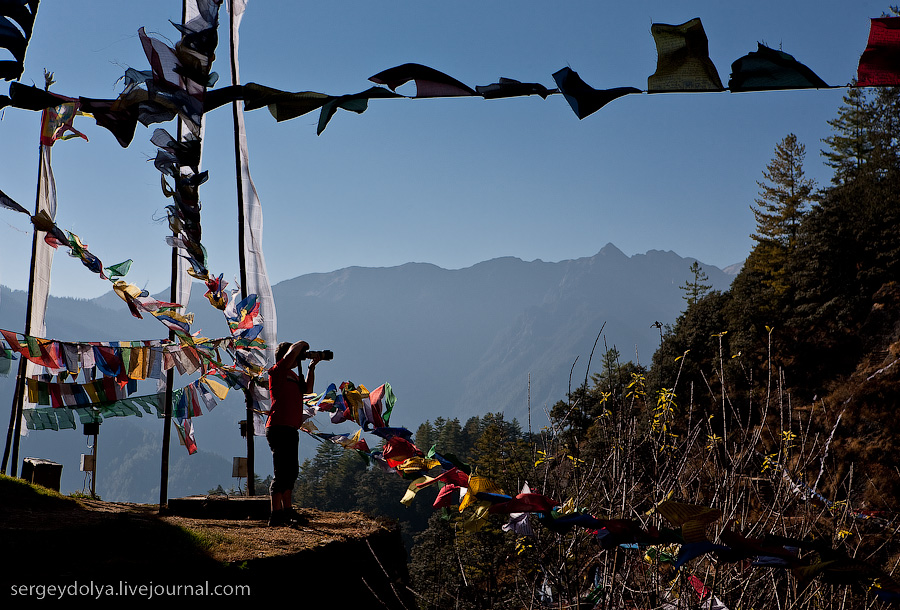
[200,376,229,400]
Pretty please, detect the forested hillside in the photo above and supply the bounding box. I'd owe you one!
[291,84,900,609]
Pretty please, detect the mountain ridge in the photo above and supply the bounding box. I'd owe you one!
[0,245,737,502]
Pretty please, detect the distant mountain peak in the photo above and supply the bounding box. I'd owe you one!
[597,243,627,258]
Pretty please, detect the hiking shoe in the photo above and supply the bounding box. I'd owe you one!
[285,509,309,527]
[268,510,286,527]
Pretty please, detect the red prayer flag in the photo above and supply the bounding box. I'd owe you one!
[1,329,23,353]
[417,467,469,489]
[488,492,558,514]
[858,17,900,86]
[433,484,460,509]
[382,436,422,466]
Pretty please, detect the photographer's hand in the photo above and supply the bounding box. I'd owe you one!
[305,355,321,393]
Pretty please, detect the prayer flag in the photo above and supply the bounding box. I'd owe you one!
[488,492,558,514]
[0,0,39,81]
[316,87,403,135]
[433,483,460,509]
[369,63,477,97]
[729,43,829,91]
[857,17,900,86]
[552,67,639,119]
[648,18,724,92]
[654,500,721,543]
[230,0,277,366]
[174,417,198,454]
[39,100,88,146]
[0,187,29,215]
[476,77,557,99]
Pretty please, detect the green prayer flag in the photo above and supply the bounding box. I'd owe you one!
[104,259,133,279]
[25,335,41,358]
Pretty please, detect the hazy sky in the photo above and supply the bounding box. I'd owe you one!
[0,0,885,300]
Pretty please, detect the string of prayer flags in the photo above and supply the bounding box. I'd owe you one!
[4,82,138,146]
[552,67,640,119]
[729,43,830,91]
[315,86,403,135]
[0,327,254,384]
[22,391,166,430]
[26,376,130,407]
[2,328,64,370]
[0,186,133,284]
[226,83,404,134]
[6,14,899,141]
[648,18,724,92]
[241,83,329,120]
[857,17,900,86]
[22,406,76,431]
[0,0,39,81]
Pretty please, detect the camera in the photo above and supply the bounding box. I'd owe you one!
[302,349,333,361]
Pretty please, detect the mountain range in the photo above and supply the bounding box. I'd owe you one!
[0,244,736,502]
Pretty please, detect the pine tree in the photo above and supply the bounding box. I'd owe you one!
[867,86,900,188]
[822,86,874,186]
[749,133,816,295]
[415,420,435,453]
[680,261,712,308]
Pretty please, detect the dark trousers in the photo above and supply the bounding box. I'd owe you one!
[266,425,299,494]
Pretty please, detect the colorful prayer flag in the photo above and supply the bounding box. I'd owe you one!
[857,17,900,86]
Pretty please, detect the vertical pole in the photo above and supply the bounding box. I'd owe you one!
[230,0,255,496]
[159,0,189,512]
[159,250,178,510]
[2,362,26,474]
[90,429,98,498]
[4,133,47,477]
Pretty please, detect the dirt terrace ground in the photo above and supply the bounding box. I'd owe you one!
[1,480,415,606]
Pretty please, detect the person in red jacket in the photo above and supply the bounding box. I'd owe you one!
[266,340,324,527]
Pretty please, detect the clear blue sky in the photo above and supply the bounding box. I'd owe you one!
[0,0,885,300]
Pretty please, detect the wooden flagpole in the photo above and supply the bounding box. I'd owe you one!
[229,0,256,496]
[158,0,190,511]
